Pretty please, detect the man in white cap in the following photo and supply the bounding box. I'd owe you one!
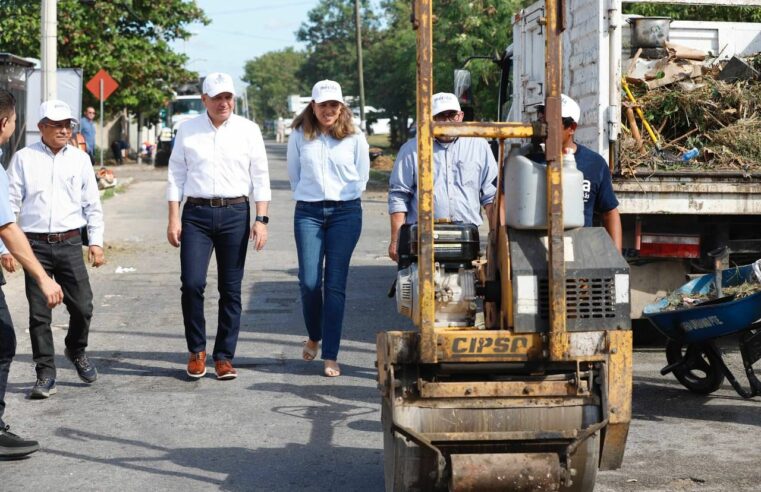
[4,99,104,399]
[387,92,498,261]
[167,71,271,381]
[533,94,621,251]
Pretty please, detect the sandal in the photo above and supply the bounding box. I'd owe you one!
[302,341,318,361]
[324,360,341,377]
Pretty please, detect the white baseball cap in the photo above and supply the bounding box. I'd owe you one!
[537,94,582,123]
[311,80,343,104]
[39,100,78,124]
[202,72,236,97]
[561,94,581,123]
[432,92,461,117]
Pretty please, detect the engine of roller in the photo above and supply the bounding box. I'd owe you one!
[395,223,479,327]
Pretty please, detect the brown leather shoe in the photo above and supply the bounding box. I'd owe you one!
[215,360,238,380]
[186,351,207,379]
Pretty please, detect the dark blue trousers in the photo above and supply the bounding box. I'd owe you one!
[294,199,362,361]
[180,201,250,362]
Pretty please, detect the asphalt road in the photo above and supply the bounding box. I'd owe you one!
[0,141,759,491]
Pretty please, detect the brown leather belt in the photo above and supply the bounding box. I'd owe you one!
[26,229,80,244]
[186,196,248,207]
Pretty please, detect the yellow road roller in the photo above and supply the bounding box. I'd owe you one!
[376,1,632,490]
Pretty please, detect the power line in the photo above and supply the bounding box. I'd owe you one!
[207,1,315,15]
[203,28,295,42]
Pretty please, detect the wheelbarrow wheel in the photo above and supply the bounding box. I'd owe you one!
[665,340,725,394]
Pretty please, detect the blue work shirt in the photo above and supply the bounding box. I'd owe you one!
[388,137,497,225]
[79,118,96,154]
[0,150,16,256]
[287,128,370,202]
[528,143,619,226]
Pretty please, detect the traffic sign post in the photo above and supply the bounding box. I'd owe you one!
[86,69,119,167]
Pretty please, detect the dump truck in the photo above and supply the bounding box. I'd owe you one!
[503,0,761,320]
[377,1,632,490]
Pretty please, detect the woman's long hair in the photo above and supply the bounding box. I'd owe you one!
[292,102,356,140]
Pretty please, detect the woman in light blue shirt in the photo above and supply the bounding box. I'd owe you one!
[287,80,369,377]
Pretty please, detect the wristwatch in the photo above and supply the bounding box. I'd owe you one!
[255,215,269,224]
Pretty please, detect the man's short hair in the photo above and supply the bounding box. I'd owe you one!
[0,89,16,120]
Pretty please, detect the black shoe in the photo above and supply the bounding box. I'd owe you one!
[30,378,57,399]
[65,348,98,383]
[0,425,39,458]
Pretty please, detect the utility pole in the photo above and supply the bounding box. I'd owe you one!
[354,0,366,132]
[41,0,57,101]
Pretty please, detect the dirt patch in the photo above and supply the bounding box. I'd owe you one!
[371,155,394,171]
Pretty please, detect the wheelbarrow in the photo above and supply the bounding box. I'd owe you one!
[643,263,761,398]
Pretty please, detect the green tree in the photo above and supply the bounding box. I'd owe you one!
[292,0,526,147]
[243,48,309,122]
[364,0,521,145]
[433,0,522,119]
[296,0,381,98]
[364,1,417,146]
[0,0,208,121]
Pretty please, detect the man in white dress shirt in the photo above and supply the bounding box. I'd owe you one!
[4,100,105,399]
[167,72,271,381]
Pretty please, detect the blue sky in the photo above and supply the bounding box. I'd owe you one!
[175,0,322,90]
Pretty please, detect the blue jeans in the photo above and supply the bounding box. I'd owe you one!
[294,199,362,361]
[180,201,250,361]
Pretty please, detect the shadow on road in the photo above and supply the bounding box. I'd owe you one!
[632,378,761,428]
[242,265,411,345]
[45,381,384,491]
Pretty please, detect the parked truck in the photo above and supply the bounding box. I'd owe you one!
[501,0,761,321]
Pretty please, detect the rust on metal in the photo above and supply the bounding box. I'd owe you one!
[450,453,561,491]
[415,0,437,363]
[484,138,506,329]
[435,330,543,362]
[432,122,534,139]
[545,0,568,362]
[419,379,585,398]
[378,330,420,364]
[600,330,633,470]
[376,332,389,393]
[425,430,578,442]
[498,226,512,329]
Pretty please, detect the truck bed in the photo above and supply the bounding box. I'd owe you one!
[613,172,761,215]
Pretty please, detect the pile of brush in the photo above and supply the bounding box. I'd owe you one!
[620,52,761,175]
